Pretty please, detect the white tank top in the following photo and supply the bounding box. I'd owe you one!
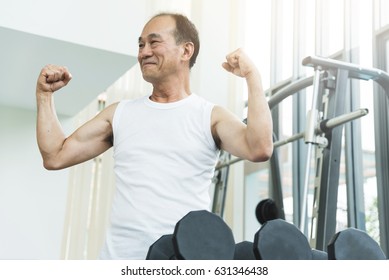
[99,94,220,259]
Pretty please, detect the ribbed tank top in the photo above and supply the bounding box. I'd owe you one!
[99,94,220,259]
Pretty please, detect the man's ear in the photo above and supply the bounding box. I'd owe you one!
[181,42,194,64]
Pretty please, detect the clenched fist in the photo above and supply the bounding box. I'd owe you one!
[36,65,72,95]
[222,48,258,79]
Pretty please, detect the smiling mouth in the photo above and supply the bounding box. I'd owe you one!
[142,61,157,67]
[142,64,157,72]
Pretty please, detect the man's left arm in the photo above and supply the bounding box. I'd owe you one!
[212,48,273,162]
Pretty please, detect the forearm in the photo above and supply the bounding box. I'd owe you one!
[245,70,273,160]
[36,93,66,167]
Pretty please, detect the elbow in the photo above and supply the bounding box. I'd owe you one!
[42,159,64,171]
[248,143,274,163]
[43,161,57,170]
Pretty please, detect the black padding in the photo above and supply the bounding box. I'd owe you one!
[327,228,387,260]
[146,234,175,260]
[253,218,312,260]
[173,210,235,260]
[234,241,256,260]
[255,198,279,225]
[311,249,328,260]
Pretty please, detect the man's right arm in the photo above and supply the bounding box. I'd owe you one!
[36,65,116,170]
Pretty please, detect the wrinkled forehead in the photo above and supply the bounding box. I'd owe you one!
[139,15,176,40]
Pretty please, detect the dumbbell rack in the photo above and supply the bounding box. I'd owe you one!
[214,55,389,252]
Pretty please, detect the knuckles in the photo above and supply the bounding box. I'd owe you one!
[40,65,72,83]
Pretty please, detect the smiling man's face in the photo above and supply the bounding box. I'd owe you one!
[137,15,185,84]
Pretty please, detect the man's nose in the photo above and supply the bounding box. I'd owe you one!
[138,44,152,60]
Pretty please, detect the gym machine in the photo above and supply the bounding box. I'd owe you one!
[213,55,389,252]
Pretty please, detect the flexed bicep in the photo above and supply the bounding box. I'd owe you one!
[41,103,117,170]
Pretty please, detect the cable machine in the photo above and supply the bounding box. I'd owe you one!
[212,55,389,252]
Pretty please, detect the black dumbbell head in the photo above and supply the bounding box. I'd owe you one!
[311,248,328,260]
[253,218,312,260]
[255,198,279,225]
[146,234,175,260]
[327,228,386,260]
[173,210,235,260]
[234,241,256,260]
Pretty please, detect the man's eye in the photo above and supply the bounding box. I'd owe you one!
[138,43,145,48]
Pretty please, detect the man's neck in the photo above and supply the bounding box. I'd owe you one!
[150,77,191,103]
[149,90,191,103]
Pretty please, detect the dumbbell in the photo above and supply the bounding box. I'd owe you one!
[146,210,236,260]
[253,218,313,260]
[253,218,328,260]
[234,241,256,260]
[146,234,176,260]
[328,227,387,260]
[311,248,328,260]
[255,198,280,225]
